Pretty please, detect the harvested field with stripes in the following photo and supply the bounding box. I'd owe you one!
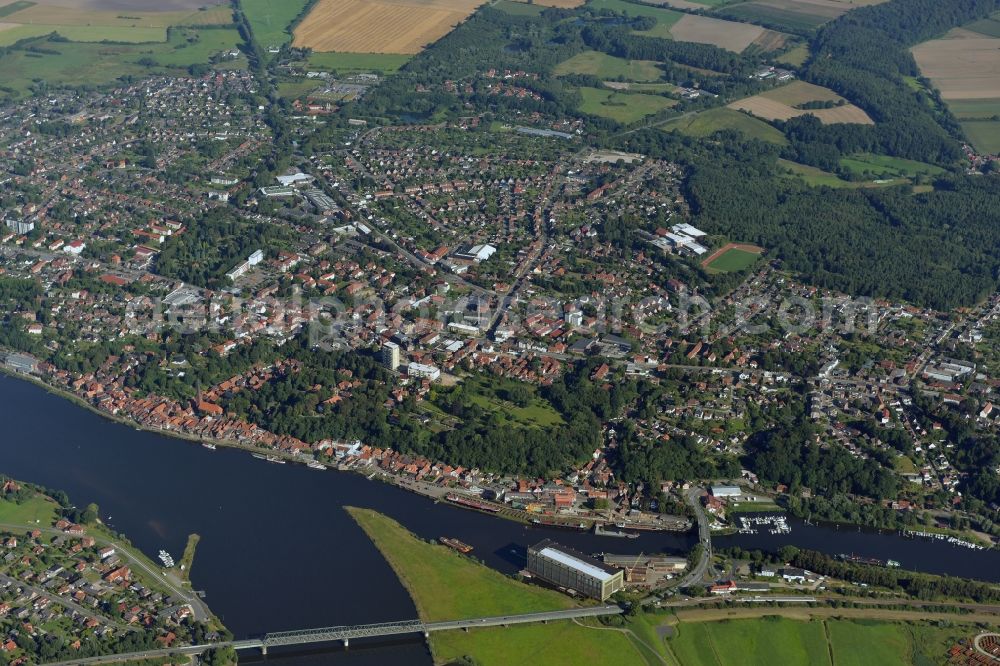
[729,80,873,125]
[293,0,483,54]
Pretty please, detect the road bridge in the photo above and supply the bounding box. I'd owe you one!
[45,605,624,664]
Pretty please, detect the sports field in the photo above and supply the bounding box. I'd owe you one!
[293,0,482,54]
[579,86,676,124]
[554,50,664,81]
[662,107,788,144]
[702,243,764,273]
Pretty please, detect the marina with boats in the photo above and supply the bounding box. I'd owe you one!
[736,514,791,535]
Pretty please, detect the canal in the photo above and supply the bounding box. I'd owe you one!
[0,374,997,663]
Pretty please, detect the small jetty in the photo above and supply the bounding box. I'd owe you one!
[594,524,640,539]
[201,442,216,450]
[439,537,473,553]
[902,530,986,550]
[307,460,326,470]
[158,550,175,568]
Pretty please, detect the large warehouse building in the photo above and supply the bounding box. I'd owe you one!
[527,539,625,601]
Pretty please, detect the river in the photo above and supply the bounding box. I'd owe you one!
[0,374,996,663]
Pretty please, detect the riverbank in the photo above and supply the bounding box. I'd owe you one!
[345,507,647,666]
[0,365,691,537]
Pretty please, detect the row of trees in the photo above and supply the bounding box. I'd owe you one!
[791,549,1000,602]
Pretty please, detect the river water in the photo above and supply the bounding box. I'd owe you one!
[0,374,996,663]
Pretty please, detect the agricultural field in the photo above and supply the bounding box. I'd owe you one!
[508,0,583,6]
[729,80,873,124]
[668,13,769,52]
[777,159,906,188]
[0,0,232,46]
[307,51,411,74]
[647,0,734,8]
[554,50,664,81]
[495,0,546,15]
[715,0,883,32]
[838,153,946,179]
[702,244,764,273]
[667,617,973,666]
[777,43,809,67]
[912,35,1000,101]
[911,28,1000,153]
[662,107,788,144]
[578,86,676,124]
[0,28,240,97]
[588,0,787,53]
[960,120,1000,154]
[293,0,483,54]
[589,0,683,38]
[963,12,1000,38]
[241,0,307,48]
[0,24,164,44]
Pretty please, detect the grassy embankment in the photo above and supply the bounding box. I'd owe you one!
[179,534,201,581]
[345,507,653,666]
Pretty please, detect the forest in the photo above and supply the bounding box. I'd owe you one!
[798,0,1000,165]
[741,401,899,499]
[615,130,1000,310]
[219,346,633,477]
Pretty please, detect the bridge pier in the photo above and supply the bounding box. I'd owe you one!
[343,638,349,648]
[261,646,267,656]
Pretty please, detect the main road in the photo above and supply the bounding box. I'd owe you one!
[42,606,625,665]
[674,486,712,589]
[0,521,209,622]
